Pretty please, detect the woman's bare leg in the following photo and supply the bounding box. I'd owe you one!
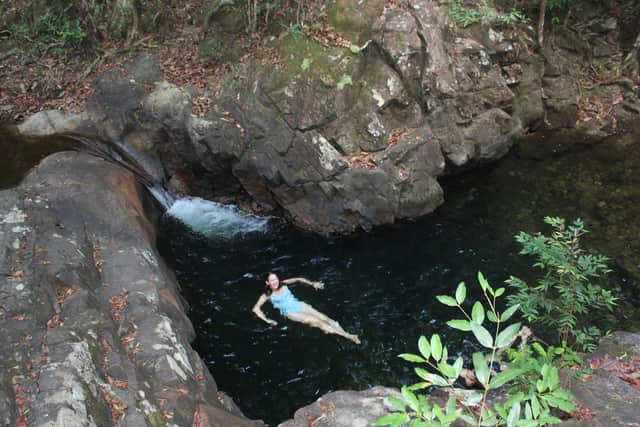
[287,303,360,343]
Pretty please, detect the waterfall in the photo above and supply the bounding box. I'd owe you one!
[166,197,270,239]
[60,133,270,238]
[147,186,175,210]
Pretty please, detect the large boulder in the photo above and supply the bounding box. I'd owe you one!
[0,150,262,426]
[280,387,407,427]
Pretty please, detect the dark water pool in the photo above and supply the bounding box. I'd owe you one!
[160,134,639,425]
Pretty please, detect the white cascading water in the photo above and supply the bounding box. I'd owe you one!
[148,186,175,210]
[166,196,270,239]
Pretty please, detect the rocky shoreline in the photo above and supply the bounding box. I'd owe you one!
[0,151,262,426]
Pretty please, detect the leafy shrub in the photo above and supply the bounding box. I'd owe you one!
[278,21,304,40]
[374,273,576,427]
[450,0,527,27]
[506,217,616,352]
[34,14,87,50]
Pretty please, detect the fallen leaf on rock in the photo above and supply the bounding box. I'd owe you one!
[46,313,61,329]
[305,412,326,427]
[100,336,113,353]
[109,289,129,322]
[92,243,104,273]
[345,152,376,170]
[590,353,640,391]
[16,415,27,427]
[570,403,596,420]
[107,375,129,389]
[120,330,139,347]
[130,342,142,357]
[56,287,77,306]
[101,388,126,423]
[318,402,335,417]
[7,271,24,280]
[387,127,408,148]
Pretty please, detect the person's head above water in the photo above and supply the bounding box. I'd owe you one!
[264,273,281,295]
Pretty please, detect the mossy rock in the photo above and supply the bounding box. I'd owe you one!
[198,31,247,64]
[83,383,110,426]
[206,1,246,33]
[269,36,362,89]
[327,0,386,41]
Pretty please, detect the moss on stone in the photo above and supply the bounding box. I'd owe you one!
[146,410,169,427]
[83,383,109,426]
[269,36,361,89]
[327,0,385,40]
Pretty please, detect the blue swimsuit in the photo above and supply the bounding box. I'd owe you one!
[270,286,302,315]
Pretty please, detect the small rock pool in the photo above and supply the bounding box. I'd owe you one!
[159,133,639,425]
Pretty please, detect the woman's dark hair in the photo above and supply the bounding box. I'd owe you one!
[264,273,281,296]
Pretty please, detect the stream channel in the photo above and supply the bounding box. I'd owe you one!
[159,132,640,425]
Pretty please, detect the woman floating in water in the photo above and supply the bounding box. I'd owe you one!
[252,273,360,344]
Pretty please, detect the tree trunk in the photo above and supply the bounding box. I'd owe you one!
[126,0,140,47]
[538,0,548,47]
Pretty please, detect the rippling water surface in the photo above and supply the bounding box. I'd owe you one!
[160,135,639,426]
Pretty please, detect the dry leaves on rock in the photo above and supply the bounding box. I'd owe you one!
[107,375,129,389]
[46,313,62,329]
[345,152,377,169]
[387,127,408,148]
[92,243,104,273]
[108,289,129,322]
[7,270,24,281]
[56,286,77,306]
[101,388,126,423]
[589,353,640,391]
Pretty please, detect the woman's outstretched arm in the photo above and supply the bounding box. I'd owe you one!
[281,277,324,290]
[252,294,278,325]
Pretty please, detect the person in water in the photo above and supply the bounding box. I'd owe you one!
[252,273,361,344]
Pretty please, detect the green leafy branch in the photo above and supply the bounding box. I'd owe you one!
[375,272,576,427]
[506,217,616,352]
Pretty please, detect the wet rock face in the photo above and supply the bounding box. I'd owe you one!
[0,152,262,426]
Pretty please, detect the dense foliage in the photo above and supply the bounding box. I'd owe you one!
[374,273,576,427]
[507,217,616,352]
[376,217,618,426]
